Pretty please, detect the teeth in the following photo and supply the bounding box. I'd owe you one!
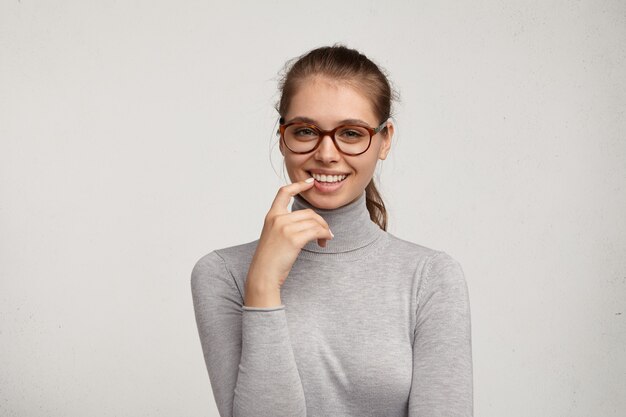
[311,173,348,183]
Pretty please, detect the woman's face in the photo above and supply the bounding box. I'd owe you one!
[280,76,394,210]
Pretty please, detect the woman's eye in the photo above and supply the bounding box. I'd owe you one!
[295,128,316,136]
[340,129,365,138]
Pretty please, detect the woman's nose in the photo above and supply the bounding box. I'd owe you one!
[314,134,341,163]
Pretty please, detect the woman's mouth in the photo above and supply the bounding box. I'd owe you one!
[307,171,350,193]
[308,172,349,183]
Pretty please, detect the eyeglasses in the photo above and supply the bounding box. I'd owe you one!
[278,117,388,156]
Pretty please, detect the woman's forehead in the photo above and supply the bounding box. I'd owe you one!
[287,76,377,124]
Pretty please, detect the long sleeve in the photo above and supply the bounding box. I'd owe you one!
[191,251,307,417]
[409,251,473,416]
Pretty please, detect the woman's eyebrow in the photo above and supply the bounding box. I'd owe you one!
[286,116,371,126]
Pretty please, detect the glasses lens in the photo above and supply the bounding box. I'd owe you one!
[283,124,371,154]
[284,124,320,153]
[335,125,371,154]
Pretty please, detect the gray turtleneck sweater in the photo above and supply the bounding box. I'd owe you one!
[191,191,473,417]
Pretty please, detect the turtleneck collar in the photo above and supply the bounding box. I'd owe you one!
[290,190,387,260]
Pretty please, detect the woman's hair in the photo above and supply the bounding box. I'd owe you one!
[275,43,399,231]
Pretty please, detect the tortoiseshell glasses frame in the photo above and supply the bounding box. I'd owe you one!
[278,117,389,156]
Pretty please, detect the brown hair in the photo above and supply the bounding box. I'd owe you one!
[275,44,399,231]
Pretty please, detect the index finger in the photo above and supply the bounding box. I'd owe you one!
[269,177,315,214]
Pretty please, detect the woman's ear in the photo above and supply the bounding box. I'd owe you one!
[378,122,394,160]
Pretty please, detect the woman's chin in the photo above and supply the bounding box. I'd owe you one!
[301,189,360,210]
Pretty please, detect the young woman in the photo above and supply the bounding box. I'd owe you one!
[191,44,473,417]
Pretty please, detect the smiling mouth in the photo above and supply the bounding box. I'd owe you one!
[307,171,350,183]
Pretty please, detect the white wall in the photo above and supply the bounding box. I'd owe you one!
[1,1,624,416]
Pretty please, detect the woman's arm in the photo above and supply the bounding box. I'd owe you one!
[191,251,307,417]
[408,251,473,416]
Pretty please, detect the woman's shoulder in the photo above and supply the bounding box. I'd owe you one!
[191,239,260,288]
[382,231,449,260]
[203,239,259,266]
[382,231,465,277]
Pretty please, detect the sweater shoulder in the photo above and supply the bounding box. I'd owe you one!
[191,239,259,294]
[193,239,259,267]
[383,234,469,324]
[383,231,443,261]
[213,239,260,265]
[382,232,464,284]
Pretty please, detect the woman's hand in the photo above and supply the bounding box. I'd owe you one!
[244,178,334,307]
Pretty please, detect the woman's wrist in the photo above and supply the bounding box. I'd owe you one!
[244,280,282,307]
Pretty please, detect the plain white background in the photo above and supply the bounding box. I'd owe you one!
[1,1,624,416]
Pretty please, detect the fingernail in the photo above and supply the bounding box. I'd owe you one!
[305,177,314,183]
[329,229,334,238]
